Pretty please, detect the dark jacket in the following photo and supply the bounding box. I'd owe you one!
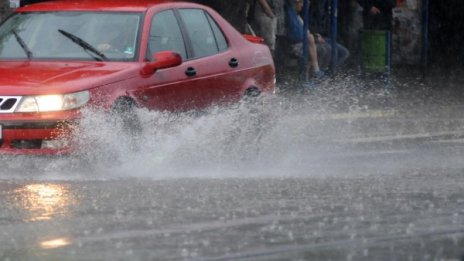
[357,0,396,30]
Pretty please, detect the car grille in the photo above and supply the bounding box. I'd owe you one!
[0,96,21,113]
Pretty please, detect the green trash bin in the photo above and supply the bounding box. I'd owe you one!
[361,30,390,73]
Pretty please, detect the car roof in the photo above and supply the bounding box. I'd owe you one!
[17,0,189,12]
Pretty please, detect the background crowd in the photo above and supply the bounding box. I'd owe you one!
[249,0,393,83]
[3,0,463,73]
[196,0,395,83]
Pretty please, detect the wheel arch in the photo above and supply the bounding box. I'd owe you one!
[241,77,263,98]
[244,86,261,97]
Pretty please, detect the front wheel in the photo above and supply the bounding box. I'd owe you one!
[110,98,142,149]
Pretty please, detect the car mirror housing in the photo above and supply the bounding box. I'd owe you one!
[141,51,182,76]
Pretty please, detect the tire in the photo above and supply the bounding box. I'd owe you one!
[242,87,265,113]
[110,98,142,148]
[244,87,261,99]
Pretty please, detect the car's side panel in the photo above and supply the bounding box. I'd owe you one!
[134,6,235,111]
[202,5,276,97]
[133,7,213,111]
[134,63,214,111]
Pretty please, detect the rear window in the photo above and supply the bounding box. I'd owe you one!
[178,9,228,58]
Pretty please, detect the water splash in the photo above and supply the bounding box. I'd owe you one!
[1,79,463,180]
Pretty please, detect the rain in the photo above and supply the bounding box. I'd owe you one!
[1,0,464,260]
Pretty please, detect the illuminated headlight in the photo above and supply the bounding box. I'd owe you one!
[15,91,90,112]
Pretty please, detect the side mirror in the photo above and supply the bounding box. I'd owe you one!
[141,51,182,76]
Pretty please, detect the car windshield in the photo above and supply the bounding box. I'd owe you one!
[0,11,142,61]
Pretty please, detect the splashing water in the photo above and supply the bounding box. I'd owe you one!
[1,79,463,180]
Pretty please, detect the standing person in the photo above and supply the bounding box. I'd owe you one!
[345,0,364,55]
[357,0,396,30]
[273,0,286,44]
[250,0,285,56]
[251,0,277,53]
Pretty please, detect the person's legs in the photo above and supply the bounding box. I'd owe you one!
[316,42,331,70]
[324,38,350,67]
[306,33,326,80]
[307,33,320,72]
[336,43,350,66]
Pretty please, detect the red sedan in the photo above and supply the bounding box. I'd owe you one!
[0,0,275,155]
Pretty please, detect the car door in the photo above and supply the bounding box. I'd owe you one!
[137,7,243,112]
[177,8,244,106]
[136,9,202,111]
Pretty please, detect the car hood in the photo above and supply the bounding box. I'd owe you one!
[0,61,141,95]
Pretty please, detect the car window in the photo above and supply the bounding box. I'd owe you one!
[206,13,228,52]
[0,12,141,61]
[178,9,221,58]
[148,10,187,60]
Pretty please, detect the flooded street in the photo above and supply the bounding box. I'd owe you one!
[1,78,464,260]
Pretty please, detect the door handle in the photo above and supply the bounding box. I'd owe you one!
[229,58,239,68]
[185,67,196,77]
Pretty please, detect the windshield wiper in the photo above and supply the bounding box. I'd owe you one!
[11,29,33,59]
[58,29,108,61]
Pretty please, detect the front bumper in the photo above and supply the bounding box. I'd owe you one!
[0,111,79,155]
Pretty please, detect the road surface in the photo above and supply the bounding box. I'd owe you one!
[1,82,464,260]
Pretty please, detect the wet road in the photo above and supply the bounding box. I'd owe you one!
[1,170,464,261]
[2,84,464,260]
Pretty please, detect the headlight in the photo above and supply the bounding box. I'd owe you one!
[16,91,90,112]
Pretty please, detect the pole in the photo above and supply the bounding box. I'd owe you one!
[329,0,338,72]
[421,0,429,68]
[302,0,309,81]
[385,30,391,88]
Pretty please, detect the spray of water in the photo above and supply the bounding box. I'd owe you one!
[1,78,463,180]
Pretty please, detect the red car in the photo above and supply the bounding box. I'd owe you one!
[0,0,275,155]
